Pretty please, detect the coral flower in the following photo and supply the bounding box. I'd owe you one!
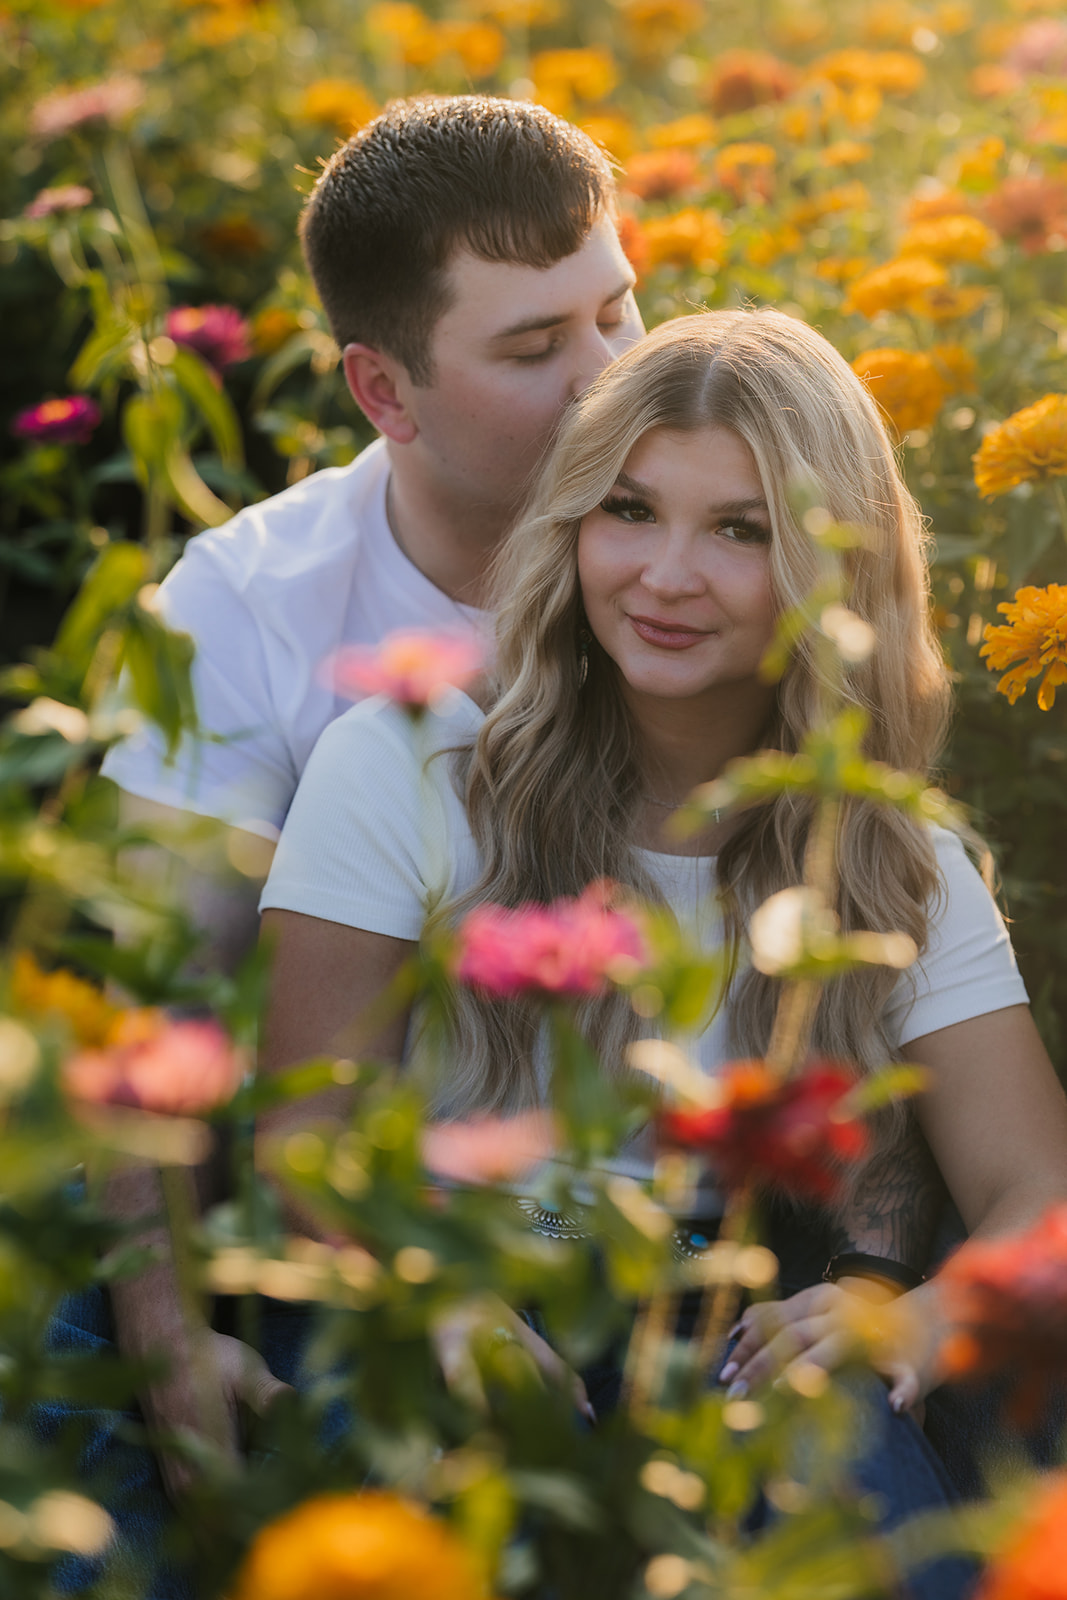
[11,954,119,1048]
[973,394,1067,497]
[31,76,144,142]
[166,305,252,371]
[897,214,999,263]
[980,584,1067,711]
[851,349,949,434]
[843,255,948,317]
[940,1204,1067,1424]
[984,176,1067,255]
[422,1110,559,1185]
[24,184,94,219]
[616,212,649,278]
[454,883,648,999]
[703,49,797,116]
[1005,18,1067,77]
[977,1472,1067,1600]
[641,208,725,272]
[659,1059,868,1201]
[624,148,698,202]
[63,1013,245,1117]
[12,396,101,445]
[228,1491,491,1600]
[324,629,486,712]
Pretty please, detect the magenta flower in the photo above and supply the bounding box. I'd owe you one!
[166,304,253,371]
[31,77,144,143]
[455,883,648,999]
[63,1012,246,1117]
[324,629,486,711]
[12,396,101,445]
[24,184,94,220]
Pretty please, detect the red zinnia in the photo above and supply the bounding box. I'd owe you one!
[940,1202,1067,1425]
[660,1059,868,1200]
[12,396,101,445]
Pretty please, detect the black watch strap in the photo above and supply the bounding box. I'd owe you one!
[823,1252,924,1292]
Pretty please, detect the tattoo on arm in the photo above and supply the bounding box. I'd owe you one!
[830,1121,944,1272]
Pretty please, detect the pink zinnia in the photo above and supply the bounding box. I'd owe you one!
[31,77,144,142]
[166,304,252,371]
[12,396,101,445]
[24,184,94,220]
[324,629,486,711]
[455,883,648,999]
[422,1110,559,1185]
[1005,20,1067,77]
[63,1012,245,1118]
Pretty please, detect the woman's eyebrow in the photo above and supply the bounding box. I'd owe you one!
[611,472,768,518]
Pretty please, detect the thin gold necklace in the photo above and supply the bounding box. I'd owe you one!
[644,793,721,823]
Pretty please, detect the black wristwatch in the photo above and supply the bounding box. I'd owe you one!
[823,1252,924,1293]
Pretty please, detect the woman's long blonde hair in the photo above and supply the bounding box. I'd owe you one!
[423,308,952,1120]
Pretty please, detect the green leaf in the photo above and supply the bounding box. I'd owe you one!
[169,347,244,470]
[120,606,197,758]
[122,387,185,485]
[163,444,233,528]
[53,541,149,678]
[838,1064,929,1117]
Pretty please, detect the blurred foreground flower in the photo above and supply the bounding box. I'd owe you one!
[977,1471,1067,1600]
[973,394,1067,497]
[941,1203,1067,1425]
[24,184,94,219]
[984,176,1067,255]
[659,1059,868,1200]
[228,1490,491,1600]
[12,396,101,445]
[455,883,647,999]
[31,76,144,141]
[422,1110,558,1185]
[851,348,948,435]
[166,305,252,371]
[11,953,118,1047]
[980,583,1067,710]
[324,629,485,712]
[63,1013,245,1116]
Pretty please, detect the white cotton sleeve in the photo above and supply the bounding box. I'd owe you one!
[100,545,296,836]
[258,701,454,940]
[885,827,1029,1049]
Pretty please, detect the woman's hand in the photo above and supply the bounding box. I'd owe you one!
[718,1278,944,1420]
[432,1295,595,1422]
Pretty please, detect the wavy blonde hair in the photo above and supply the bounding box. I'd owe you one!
[422,308,953,1120]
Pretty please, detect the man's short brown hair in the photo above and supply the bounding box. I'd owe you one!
[300,95,616,383]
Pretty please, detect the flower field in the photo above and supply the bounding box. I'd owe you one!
[2,1,1067,1596]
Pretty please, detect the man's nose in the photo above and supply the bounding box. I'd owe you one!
[566,327,621,400]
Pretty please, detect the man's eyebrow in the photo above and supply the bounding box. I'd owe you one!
[613,471,768,516]
[489,277,636,344]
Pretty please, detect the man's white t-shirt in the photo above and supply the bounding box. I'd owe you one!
[260,693,1030,1071]
[101,440,487,839]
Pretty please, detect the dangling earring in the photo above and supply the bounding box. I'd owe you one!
[577,626,591,689]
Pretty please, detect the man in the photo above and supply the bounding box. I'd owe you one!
[96,93,643,1499]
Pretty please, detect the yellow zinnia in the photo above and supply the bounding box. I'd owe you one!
[973,394,1067,497]
[619,0,703,58]
[642,207,725,271]
[228,1491,492,1600]
[812,48,925,95]
[531,48,617,116]
[844,255,948,316]
[647,113,718,150]
[10,953,119,1048]
[298,80,377,135]
[897,214,999,263]
[907,284,990,321]
[434,20,505,77]
[852,348,949,434]
[981,584,1067,710]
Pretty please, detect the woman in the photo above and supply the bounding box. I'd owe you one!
[258,309,1067,1536]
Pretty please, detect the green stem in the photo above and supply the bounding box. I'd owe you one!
[158,1164,231,1453]
[1052,475,1067,551]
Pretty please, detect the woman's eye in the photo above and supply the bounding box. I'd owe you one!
[600,494,654,523]
[721,520,770,544]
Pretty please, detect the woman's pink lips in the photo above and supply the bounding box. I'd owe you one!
[628,615,710,649]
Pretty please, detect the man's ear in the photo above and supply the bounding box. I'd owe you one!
[342,344,418,444]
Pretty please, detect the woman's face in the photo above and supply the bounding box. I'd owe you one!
[577,424,777,714]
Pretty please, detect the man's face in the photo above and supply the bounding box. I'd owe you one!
[397,212,645,519]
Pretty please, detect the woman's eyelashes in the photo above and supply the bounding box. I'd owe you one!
[598,494,771,544]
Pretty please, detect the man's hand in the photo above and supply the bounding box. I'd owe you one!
[137,1329,291,1504]
[717,1278,940,1421]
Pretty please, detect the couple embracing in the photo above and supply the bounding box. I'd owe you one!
[96,93,1067,1599]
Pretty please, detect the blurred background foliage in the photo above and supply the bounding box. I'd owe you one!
[1,0,1065,1048]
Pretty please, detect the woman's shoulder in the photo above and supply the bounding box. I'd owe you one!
[307,690,485,775]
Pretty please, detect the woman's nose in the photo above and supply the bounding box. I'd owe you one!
[641,538,704,598]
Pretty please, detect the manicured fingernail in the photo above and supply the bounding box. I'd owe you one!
[726,1379,749,1401]
[719,1360,739,1384]
[890,1394,904,1415]
[728,1322,743,1339]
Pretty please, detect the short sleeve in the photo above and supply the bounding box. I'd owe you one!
[100,549,296,836]
[884,828,1029,1048]
[259,700,456,940]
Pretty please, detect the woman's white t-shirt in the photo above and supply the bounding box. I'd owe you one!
[260,693,1029,1068]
